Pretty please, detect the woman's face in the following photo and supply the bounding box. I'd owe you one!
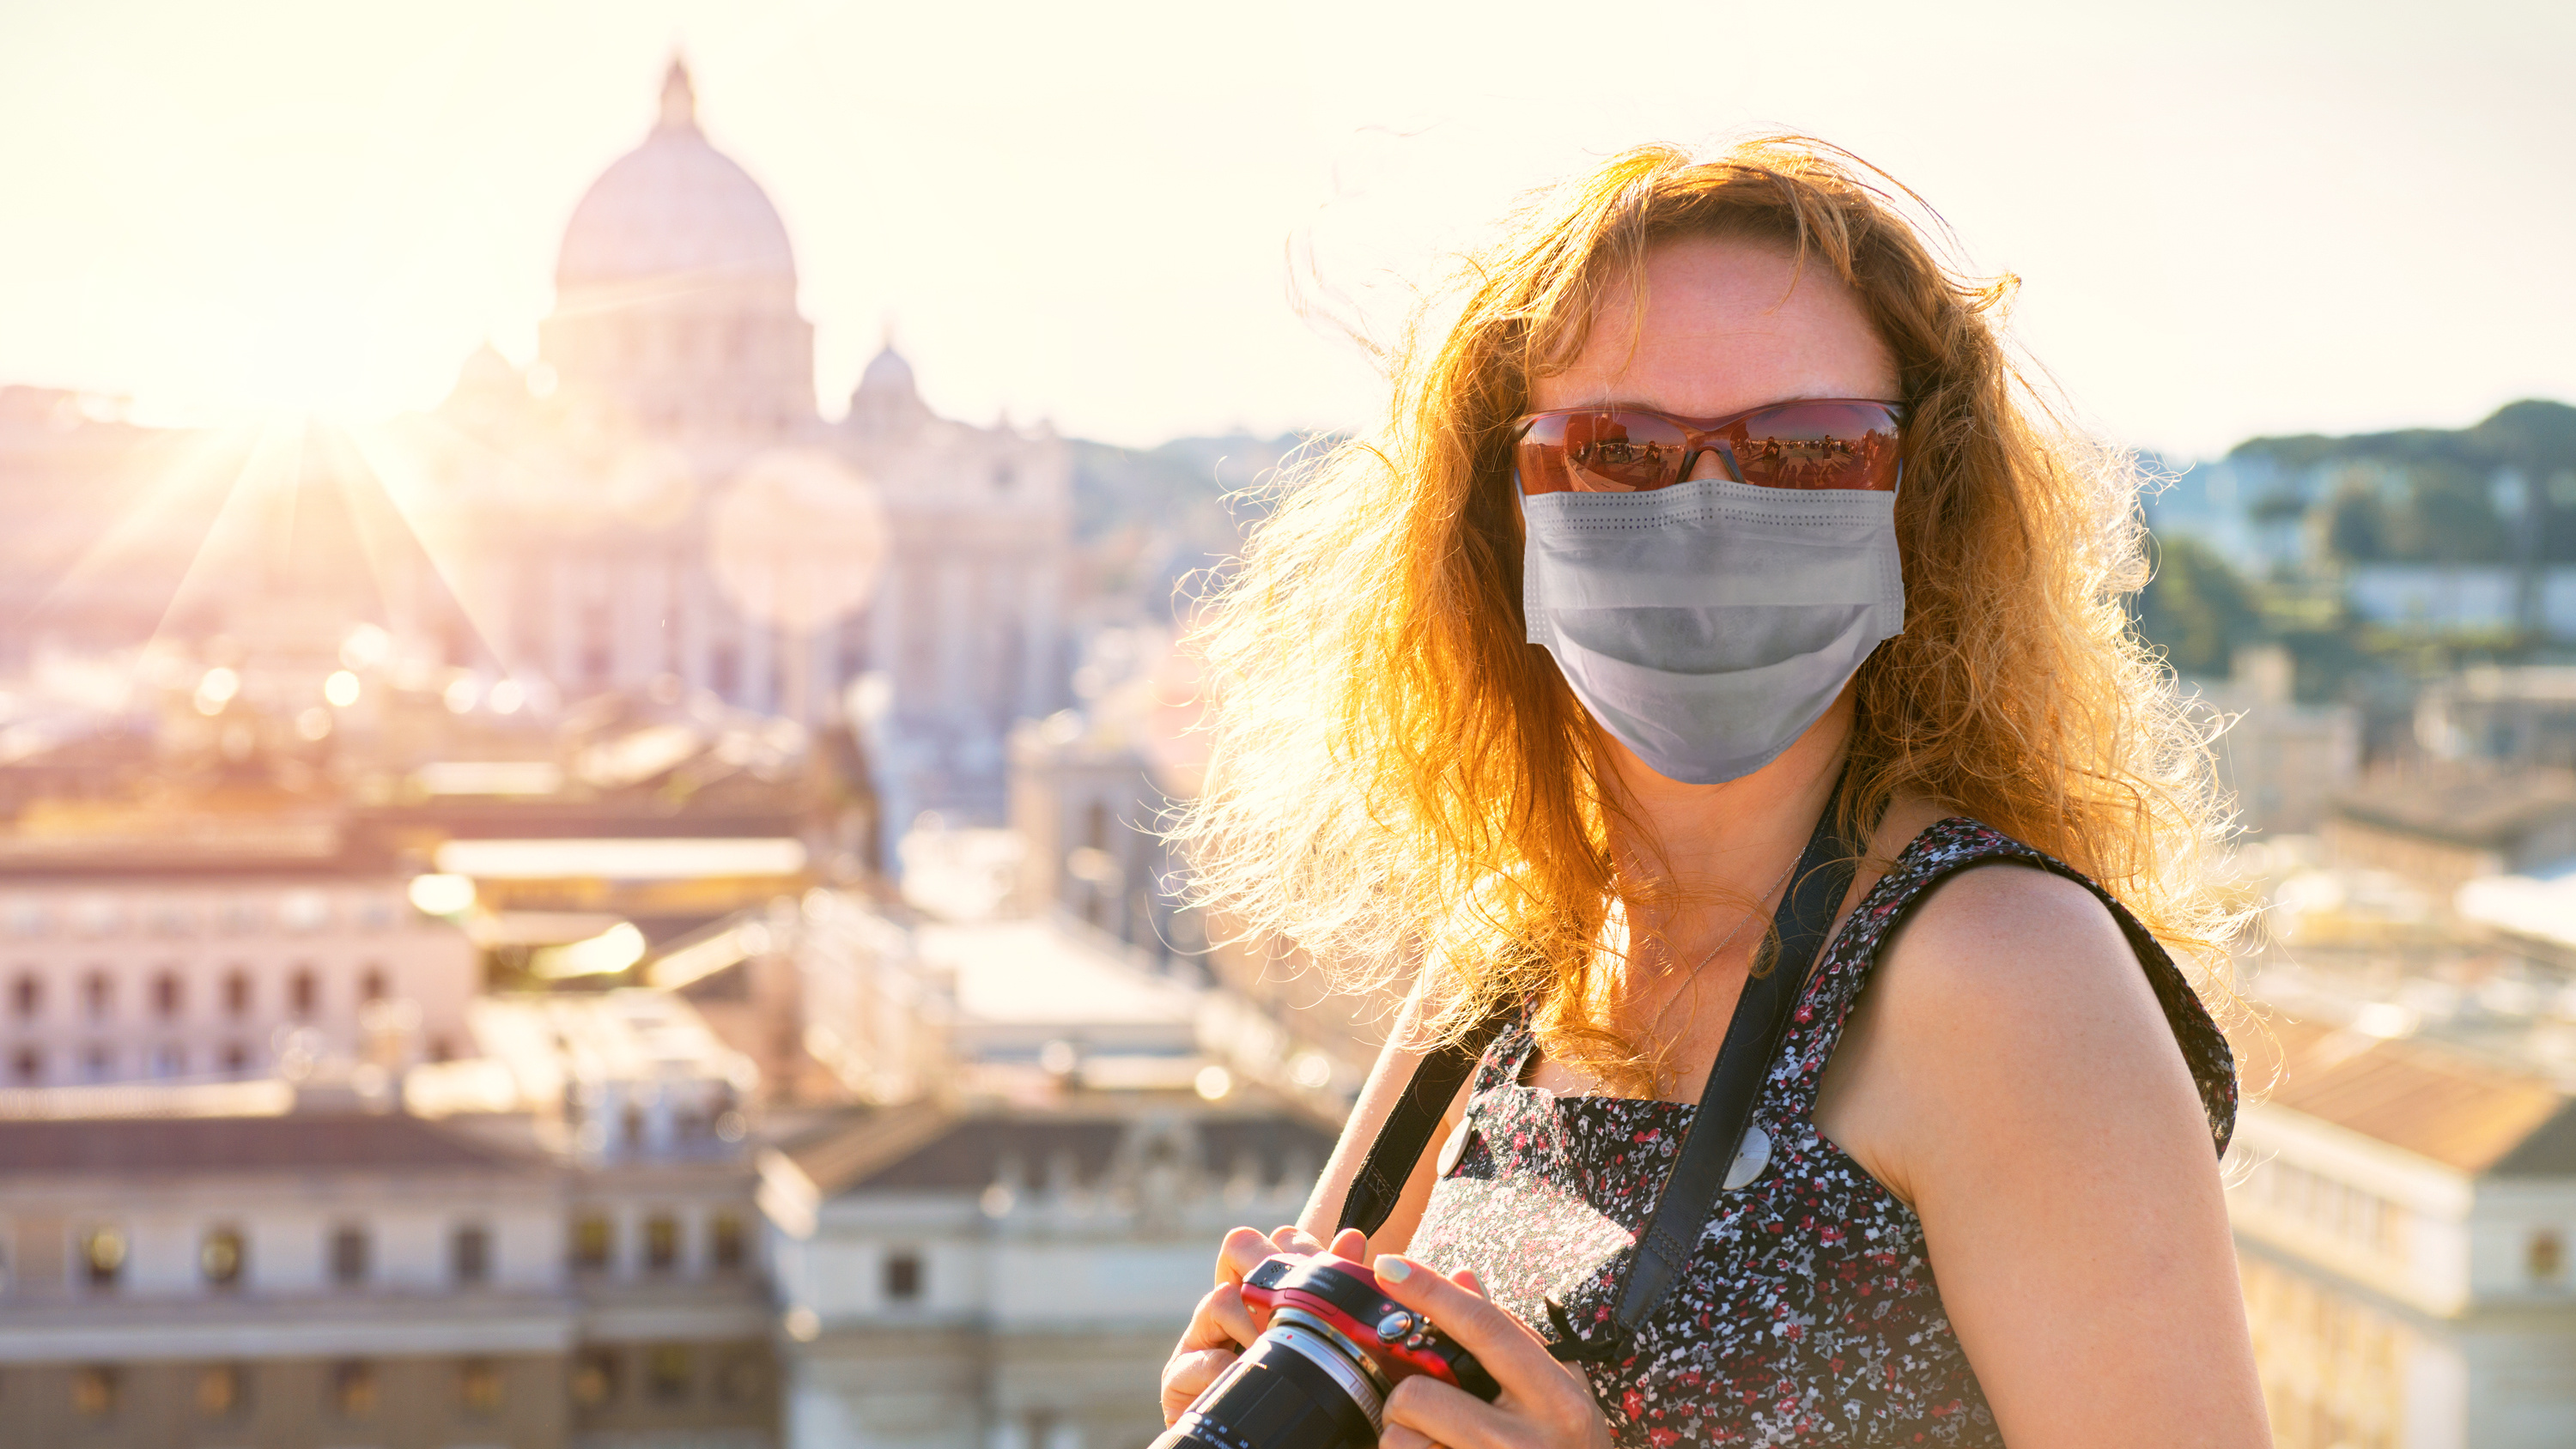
[1530,235,1901,796]
[1530,235,1899,480]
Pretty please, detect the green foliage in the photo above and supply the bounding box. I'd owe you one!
[2229,399,2576,563]
[2132,534,2267,677]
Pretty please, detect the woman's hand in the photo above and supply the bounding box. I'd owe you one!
[1159,1223,1371,1425]
[1373,1254,1611,1449]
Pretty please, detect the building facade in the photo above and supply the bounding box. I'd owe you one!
[421,59,1071,834]
[0,869,477,1088]
[2227,1017,2576,1447]
[761,1100,1334,1449]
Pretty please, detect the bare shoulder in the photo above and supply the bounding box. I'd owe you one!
[1820,821,2204,1204]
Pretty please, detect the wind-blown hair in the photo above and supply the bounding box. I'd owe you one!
[1171,138,2235,1091]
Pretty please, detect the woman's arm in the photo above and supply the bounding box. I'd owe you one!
[1291,988,1471,1252]
[1821,864,2269,1447]
[1160,985,1471,1424]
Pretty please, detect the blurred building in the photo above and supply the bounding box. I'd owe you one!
[0,1113,570,1449]
[2227,1017,2576,1448]
[0,846,476,1088]
[761,1100,1333,1449]
[2201,645,2360,835]
[0,985,784,1448]
[2416,666,2576,773]
[425,58,1071,833]
[2324,770,2576,919]
[0,59,1069,844]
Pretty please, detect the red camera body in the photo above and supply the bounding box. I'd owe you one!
[1237,1253,1500,1402]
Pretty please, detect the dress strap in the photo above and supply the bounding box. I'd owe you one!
[1778,818,2238,1155]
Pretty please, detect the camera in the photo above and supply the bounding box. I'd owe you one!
[1150,1252,1499,1449]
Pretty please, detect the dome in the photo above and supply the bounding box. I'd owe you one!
[554,61,796,290]
[857,343,917,397]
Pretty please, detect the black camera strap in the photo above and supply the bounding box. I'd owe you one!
[1335,767,1860,1353]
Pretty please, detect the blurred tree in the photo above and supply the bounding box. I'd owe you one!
[2230,399,2576,562]
[2132,535,2266,677]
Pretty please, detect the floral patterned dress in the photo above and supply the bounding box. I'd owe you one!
[1407,818,2237,1447]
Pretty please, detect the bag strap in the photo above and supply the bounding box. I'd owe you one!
[1334,767,1860,1343]
[1335,1009,1513,1236]
[1607,773,1856,1333]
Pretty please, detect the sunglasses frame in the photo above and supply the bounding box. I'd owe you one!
[1510,397,1905,496]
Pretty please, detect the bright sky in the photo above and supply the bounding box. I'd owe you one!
[0,0,2567,455]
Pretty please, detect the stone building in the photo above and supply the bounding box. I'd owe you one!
[2227,1016,2576,1447]
[760,1100,1334,1449]
[0,1113,571,1449]
[0,59,1073,840]
[0,859,476,1088]
[420,58,1071,834]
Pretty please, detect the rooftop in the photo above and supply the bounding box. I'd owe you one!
[779,1105,1334,1199]
[0,1113,532,1177]
[2331,768,2576,852]
[2238,1015,2576,1175]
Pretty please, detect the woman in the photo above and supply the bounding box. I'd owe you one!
[1160,139,2268,1447]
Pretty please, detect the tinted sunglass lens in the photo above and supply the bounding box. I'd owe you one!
[1728,402,1900,491]
[1553,410,1693,492]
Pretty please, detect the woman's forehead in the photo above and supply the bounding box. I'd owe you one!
[1534,237,1895,417]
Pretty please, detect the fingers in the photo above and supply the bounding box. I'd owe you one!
[1381,1422,1442,1449]
[1159,1346,1235,1426]
[1330,1226,1370,1262]
[1371,1256,1546,1373]
[1218,1226,1276,1285]
[1383,1375,1512,1449]
[1179,1282,1256,1352]
[1270,1223,1323,1254]
[1373,1254,1597,1433]
[1449,1265,1484,1296]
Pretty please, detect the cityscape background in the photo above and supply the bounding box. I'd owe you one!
[0,6,2571,1448]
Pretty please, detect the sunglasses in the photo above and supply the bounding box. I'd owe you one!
[1512,398,1902,496]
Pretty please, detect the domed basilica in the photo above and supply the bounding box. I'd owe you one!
[435,60,1070,833]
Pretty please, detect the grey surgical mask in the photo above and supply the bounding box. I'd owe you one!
[1520,478,1905,785]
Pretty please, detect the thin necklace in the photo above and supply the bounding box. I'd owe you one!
[1671,852,1801,979]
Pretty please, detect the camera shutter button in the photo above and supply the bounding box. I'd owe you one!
[1376,1310,1416,1340]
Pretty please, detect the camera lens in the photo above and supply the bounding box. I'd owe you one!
[1147,1318,1382,1449]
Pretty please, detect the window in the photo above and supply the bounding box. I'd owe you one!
[222,968,250,1016]
[2533,1228,2566,1283]
[569,1348,619,1408]
[571,1213,614,1272]
[289,967,317,1019]
[715,1347,766,1404]
[458,1360,505,1416]
[884,1249,923,1303]
[645,1214,679,1273]
[331,1226,370,1286]
[70,1365,117,1418]
[152,1043,185,1078]
[279,891,330,933]
[331,1361,377,1417]
[81,1044,111,1081]
[9,971,36,1018]
[196,1363,246,1416]
[81,1226,125,1289]
[10,1047,38,1083]
[453,1224,490,1285]
[201,1227,245,1289]
[646,1344,692,1403]
[709,1212,745,1272]
[82,969,112,1020]
[221,1043,249,1075]
[359,966,386,1003]
[152,970,181,1017]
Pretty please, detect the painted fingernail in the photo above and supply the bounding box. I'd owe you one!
[1374,1254,1413,1282]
